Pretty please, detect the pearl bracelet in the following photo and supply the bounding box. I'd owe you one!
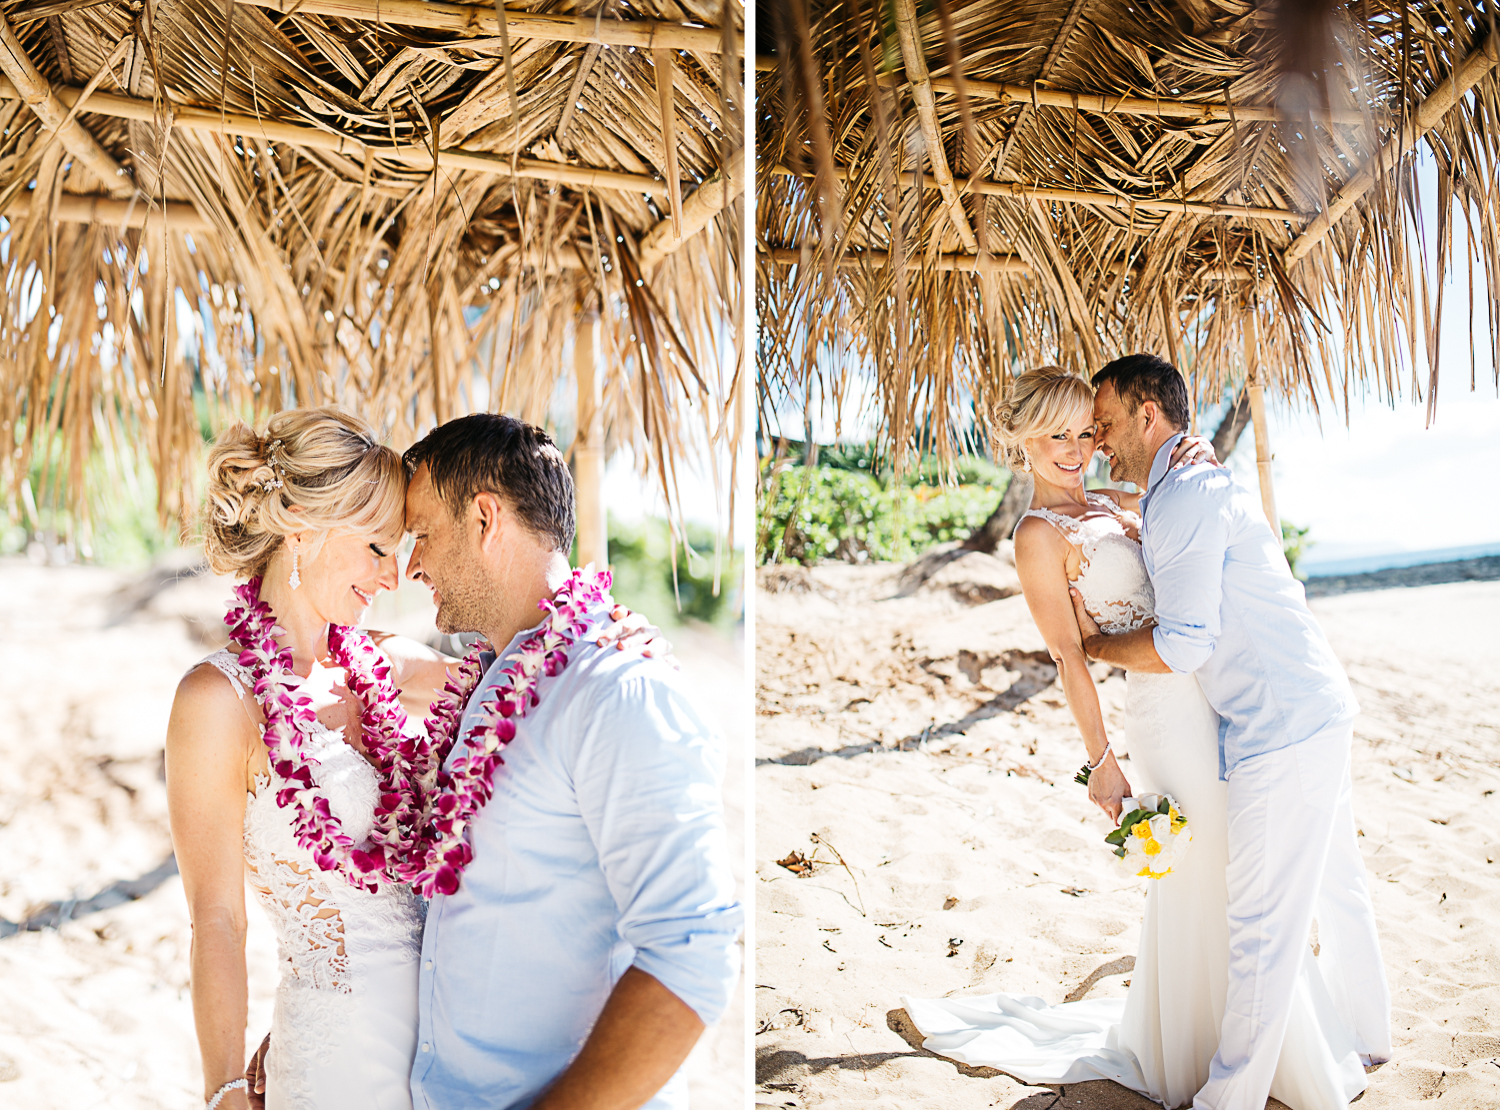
[206,1078,247,1109]
[1086,741,1112,772]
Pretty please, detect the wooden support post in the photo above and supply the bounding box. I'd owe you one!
[573,310,608,569]
[1243,316,1278,532]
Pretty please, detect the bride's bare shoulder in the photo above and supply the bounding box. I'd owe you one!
[1013,513,1070,564]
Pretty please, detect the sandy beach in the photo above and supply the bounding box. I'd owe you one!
[0,555,746,1108]
[754,549,1500,1109]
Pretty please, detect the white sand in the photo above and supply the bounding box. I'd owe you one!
[0,556,745,1108]
[754,556,1500,1110]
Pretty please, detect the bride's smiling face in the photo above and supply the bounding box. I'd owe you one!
[1024,407,1097,488]
[292,525,403,627]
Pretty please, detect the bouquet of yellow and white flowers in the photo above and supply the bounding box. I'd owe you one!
[1106,794,1190,879]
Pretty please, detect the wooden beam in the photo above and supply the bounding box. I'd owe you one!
[769,163,1304,222]
[237,0,741,55]
[0,79,674,195]
[638,148,743,268]
[653,48,682,241]
[765,246,1029,274]
[0,11,132,197]
[892,0,977,253]
[1285,34,1499,265]
[2,191,212,230]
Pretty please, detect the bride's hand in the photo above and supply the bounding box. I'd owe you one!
[1168,435,1222,470]
[595,605,678,667]
[1088,753,1131,823]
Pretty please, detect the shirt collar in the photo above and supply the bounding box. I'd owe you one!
[1142,432,1187,500]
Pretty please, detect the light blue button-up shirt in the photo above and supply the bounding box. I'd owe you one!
[410,603,743,1110]
[1141,434,1358,777]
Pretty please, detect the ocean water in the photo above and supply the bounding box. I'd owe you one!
[1301,541,1500,578]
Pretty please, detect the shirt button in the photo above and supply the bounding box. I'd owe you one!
[420,1043,431,1053]
[423,960,433,970]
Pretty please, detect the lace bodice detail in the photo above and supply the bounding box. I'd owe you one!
[1020,493,1156,634]
[202,650,425,996]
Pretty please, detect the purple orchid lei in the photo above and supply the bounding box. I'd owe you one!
[225,567,614,897]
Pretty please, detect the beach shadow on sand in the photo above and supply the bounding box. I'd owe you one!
[0,853,179,938]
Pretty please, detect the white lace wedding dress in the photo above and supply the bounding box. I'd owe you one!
[902,493,1368,1109]
[204,650,425,1110]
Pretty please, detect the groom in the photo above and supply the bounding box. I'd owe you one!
[1072,355,1390,1110]
[400,413,742,1110]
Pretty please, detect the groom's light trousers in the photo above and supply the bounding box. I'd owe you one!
[1193,724,1391,1110]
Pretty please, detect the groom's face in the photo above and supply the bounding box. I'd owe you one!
[404,464,492,635]
[1092,381,1152,488]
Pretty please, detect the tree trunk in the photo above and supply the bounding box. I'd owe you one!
[960,471,1032,554]
[1211,387,1252,461]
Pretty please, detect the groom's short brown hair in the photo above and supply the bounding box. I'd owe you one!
[403,414,576,553]
[1091,354,1190,431]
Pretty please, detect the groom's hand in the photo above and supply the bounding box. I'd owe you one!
[1069,588,1102,654]
[244,1033,270,1109]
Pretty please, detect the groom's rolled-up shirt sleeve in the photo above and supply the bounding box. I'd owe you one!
[573,670,743,1026]
[1147,477,1230,674]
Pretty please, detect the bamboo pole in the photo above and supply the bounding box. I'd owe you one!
[899,75,1388,127]
[638,151,743,267]
[1285,34,1499,265]
[0,80,674,196]
[1244,314,1278,531]
[573,310,608,569]
[1,191,211,230]
[765,246,1029,273]
[236,0,741,55]
[768,164,1303,223]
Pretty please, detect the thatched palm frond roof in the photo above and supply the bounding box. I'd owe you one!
[1,0,744,541]
[757,0,1500,465]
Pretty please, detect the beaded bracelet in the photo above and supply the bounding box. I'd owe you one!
[1086,741,1112,772]
[206,1078,247,1109]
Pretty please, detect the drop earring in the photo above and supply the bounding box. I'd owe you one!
[289,549,301,590]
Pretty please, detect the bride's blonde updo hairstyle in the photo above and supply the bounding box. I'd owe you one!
[988,366,1096,472]
[202,407,406,579]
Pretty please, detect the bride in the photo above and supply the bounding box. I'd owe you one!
[902,368,1367,1109]
[165,409,656,1110]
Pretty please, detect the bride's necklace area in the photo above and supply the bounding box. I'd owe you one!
[226,567,614,897]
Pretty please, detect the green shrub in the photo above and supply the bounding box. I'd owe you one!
[604,516,743,634]
[757,461,1005,565]
[1281,520,1313,580]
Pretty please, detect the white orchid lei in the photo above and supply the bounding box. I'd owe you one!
[225,567,614,897]
[1105,793,1192,880]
